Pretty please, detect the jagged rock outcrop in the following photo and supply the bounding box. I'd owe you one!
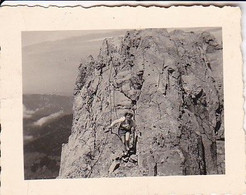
[58,29,224,178]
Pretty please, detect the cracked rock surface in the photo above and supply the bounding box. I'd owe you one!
[58,29,224,178]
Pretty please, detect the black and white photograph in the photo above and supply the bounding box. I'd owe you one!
[1,5,244,195]
[22,27,225,179]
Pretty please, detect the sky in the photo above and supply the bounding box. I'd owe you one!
[22,30,127,96]
[22,28,221,96]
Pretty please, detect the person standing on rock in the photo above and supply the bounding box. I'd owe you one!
[107,112,135,154]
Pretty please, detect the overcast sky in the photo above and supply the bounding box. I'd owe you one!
[22,28,221,96]
[22,30,127,96]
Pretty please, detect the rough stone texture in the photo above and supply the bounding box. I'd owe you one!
[58,29,224,178]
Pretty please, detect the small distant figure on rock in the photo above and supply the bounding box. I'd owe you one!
[107,112,136,155]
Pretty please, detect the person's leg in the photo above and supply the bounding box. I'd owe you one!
[121,135,126,151]
[125,132,130,151]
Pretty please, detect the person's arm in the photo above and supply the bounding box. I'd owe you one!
[109,116,125,128]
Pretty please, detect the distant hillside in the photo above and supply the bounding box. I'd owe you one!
[23,94,73,179]
[23,94,73,118]
[23,94,73,136]
[24,114,72,180]
[24,114,73,156]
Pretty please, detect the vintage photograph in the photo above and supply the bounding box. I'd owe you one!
[22,28,225,179]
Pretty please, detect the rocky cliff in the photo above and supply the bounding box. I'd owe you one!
[58,29,224,178]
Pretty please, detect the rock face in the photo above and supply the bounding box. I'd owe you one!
[58,29,224,178]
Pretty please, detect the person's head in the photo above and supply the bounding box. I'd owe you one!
[124,112,133,119]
